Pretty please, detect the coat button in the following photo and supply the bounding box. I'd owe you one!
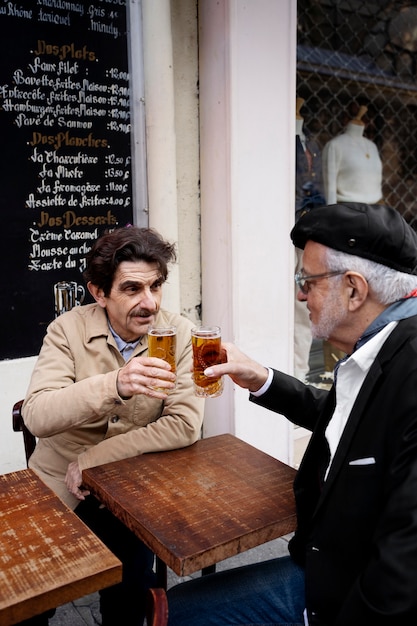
[110,415,119,423]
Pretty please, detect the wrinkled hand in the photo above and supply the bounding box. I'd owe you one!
[204,342,269,393]
[65,461,90,501]
[117,356,176,399]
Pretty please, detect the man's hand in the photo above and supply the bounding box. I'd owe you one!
[117,356,177,399]
[65,461,90,501]
[203,342,269,393]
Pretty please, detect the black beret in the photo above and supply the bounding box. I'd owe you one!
[290,202,417,275]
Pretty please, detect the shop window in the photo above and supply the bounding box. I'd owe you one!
[295,0,417,382]
[297,0,417,224]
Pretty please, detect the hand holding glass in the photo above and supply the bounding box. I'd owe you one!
[147,326,177,392]
[191,326,223,397]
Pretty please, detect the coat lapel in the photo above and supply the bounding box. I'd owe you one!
[314,317,417,511]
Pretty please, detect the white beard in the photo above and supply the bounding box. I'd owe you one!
[311,282,348,341]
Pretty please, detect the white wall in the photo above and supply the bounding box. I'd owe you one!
[199,0,297,464]
[142,0,202,323]
[171,0,202,324]
[0,357,37,473]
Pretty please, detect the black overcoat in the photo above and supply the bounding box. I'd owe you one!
[251,315,417,625]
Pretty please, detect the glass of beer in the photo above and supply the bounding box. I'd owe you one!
[191,326,223,398]
[148,325,177,392]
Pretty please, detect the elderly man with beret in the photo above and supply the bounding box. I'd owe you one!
[167,202,417,626]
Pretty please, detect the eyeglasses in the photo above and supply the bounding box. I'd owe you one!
[294,269,346,294]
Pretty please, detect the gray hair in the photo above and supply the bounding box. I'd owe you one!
[325,248,417,305]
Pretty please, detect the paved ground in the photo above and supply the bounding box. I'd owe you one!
[49,535,292,625]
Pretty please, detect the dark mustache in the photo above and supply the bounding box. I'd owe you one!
[131,309,154,317]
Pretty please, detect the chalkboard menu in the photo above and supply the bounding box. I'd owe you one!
[0,1,134,359]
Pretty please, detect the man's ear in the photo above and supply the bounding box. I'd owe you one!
[345,272,368,311]
[87,282,106,308]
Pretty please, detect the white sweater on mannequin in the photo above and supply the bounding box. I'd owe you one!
[322,122,383,204]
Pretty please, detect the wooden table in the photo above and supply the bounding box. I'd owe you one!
[0,469,122,625]
[82,434,297,582]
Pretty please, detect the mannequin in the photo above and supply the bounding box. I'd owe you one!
[295,97,325,219]
[322,105,383,204]
[294,98,325,380]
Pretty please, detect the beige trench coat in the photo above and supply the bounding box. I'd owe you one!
[23,304,205,509]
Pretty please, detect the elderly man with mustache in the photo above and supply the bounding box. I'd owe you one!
[22,226,204,626]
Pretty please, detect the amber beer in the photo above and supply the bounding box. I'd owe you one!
[191,326,223,397]
[148,326,177,391]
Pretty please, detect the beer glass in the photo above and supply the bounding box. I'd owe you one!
[147,325,177,392]
[54,281,85,317]
[191,326,223,397]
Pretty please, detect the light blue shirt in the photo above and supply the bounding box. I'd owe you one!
[108,322,142,361]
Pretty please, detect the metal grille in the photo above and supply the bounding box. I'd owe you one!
[297,0,417,229]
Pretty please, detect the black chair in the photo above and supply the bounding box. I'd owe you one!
[12,399,36,465]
